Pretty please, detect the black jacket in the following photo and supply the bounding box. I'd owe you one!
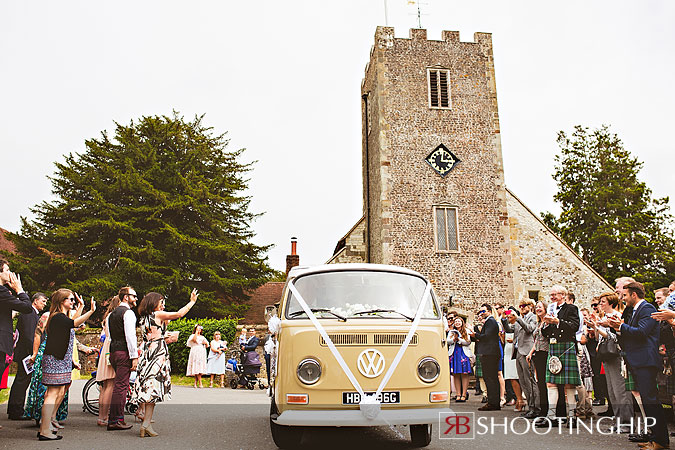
[0,284,32,355]
[473,316,501,356]
[14,306,39,361]
[241,336,259,351]
[541,302,579,343]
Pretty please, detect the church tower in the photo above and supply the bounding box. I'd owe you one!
[330,26,612,311]
[359,27,515,309]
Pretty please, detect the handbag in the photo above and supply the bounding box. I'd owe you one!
[596,335,620,361]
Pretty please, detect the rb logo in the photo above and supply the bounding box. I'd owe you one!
[439,412,475,440]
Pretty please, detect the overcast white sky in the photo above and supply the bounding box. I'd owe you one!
[1,1,673,272]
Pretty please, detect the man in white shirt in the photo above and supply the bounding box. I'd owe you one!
[107,286,138,431]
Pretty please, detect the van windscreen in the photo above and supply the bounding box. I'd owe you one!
[286,271,439,320]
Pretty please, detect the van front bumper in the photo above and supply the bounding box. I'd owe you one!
[273,407,453,427]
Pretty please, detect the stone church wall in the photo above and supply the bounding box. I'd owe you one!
[506,189,612,305]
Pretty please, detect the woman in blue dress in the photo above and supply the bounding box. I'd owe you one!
[448,317,473,402]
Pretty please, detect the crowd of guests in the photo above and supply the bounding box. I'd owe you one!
[446,277,675,450]
[4,250,675,447]
[0,258,204,440]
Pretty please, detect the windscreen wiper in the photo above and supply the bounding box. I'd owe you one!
[352,309,413,321]
[288,308,347,321]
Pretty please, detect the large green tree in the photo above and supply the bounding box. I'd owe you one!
[6,113,277,318]
[542,125,675,292]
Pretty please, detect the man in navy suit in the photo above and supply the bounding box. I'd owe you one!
[470,303,501,411]
[0,259,32,388]
[608,281,668,450]
[7,292,47,419]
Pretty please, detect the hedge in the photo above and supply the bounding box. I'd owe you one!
[166,318,238,374]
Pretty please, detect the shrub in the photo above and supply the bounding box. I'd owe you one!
[166,317,238,374]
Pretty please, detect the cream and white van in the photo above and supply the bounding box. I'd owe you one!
[269,264,451,448]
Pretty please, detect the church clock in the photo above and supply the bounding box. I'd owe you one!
[425,144,460,177]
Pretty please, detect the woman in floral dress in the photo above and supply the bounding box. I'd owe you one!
[131,289,198,437]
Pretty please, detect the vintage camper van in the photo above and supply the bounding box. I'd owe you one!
[269,264,451,448]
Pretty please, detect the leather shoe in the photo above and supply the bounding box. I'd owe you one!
[534,418,554,428]
[523,410,538,419]
[107,422,133,431]
[592,399,605,406]
[477,404,500,411]
[37,434,63,441]
[597,409,614,417]
[630,433,652,442]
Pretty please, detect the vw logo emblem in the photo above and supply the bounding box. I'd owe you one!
[357,349,385,378]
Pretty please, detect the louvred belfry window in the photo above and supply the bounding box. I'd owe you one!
[428,68,451,109]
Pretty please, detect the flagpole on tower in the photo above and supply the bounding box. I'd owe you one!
[383,0,389,26]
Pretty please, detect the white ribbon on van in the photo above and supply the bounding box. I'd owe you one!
[287,281,432,420]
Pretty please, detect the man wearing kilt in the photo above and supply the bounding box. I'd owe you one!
[535,285,581,428]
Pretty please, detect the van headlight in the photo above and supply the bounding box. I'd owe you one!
[417,357,440,383]
[297,358,321,385]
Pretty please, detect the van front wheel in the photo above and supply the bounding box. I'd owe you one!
[270,401,304,449]
[410,424,431,447]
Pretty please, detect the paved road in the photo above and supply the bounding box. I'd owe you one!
[0,378,653,449]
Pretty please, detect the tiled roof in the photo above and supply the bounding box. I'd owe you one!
[239,282,285,324]
[0,228,16,253]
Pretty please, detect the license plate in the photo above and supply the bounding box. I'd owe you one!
[342,391,400,405]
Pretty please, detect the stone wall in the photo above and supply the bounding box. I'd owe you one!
[360,27,515,311]
[327,216,367,264]
[507,189,613,306]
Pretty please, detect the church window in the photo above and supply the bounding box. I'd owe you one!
[434,206,459,252]
[427,68,451,109]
